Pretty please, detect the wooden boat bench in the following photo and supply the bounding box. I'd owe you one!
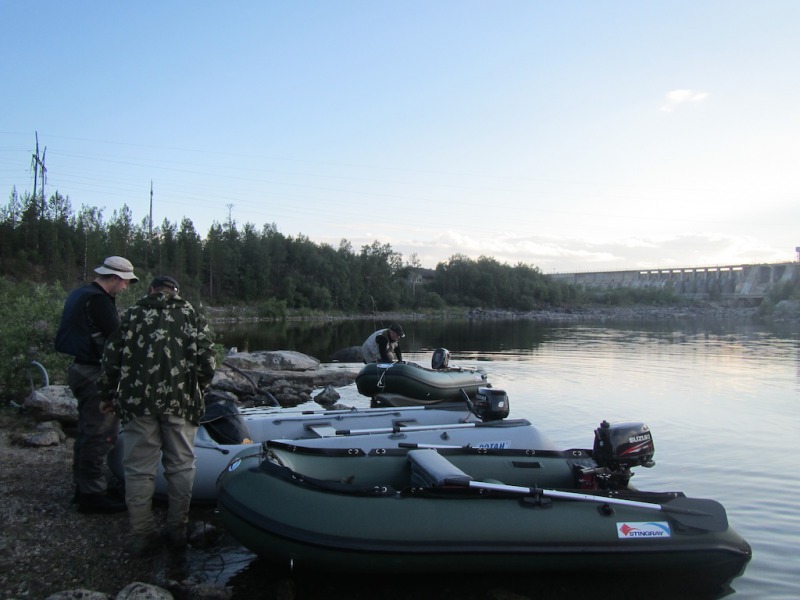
[408,449,473,488]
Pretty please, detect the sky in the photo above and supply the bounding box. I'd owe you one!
[2,1,799,273]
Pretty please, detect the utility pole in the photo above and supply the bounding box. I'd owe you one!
[31,131,47,217]
[144,181,154,268]
[149,180,154,242]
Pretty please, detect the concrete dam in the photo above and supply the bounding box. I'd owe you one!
[550,262,800,303]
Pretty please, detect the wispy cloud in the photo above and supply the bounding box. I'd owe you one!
[660,89,709,112]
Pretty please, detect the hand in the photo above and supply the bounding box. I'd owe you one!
[99,400,115,415]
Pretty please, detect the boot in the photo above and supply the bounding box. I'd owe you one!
[77,492,127,514]
[123,529,164,557]
[167,524,188,551]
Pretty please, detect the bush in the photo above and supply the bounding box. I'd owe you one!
[258,297,287,320]
[0,278,72,402]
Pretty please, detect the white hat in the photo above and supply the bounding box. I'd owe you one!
[94,256,139,282]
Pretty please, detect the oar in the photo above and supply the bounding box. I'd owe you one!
[459,480,729,533]
[399,442,465,449]
[336,420,521,436]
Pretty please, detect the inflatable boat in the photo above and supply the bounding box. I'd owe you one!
[217,420,751,585]
[109,394,500,503]
[355,361,489,400]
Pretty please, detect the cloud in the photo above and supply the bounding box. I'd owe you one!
[660,89,709,112]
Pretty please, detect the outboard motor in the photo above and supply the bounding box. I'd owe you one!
[431,347,450,370]
[200,393,251,444]
[472,387,510,421]
[590,420,655,489]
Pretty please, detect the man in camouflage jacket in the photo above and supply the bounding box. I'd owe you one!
[98,275,216,554]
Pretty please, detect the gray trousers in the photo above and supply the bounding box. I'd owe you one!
[68,362,120,494]
[121,414,198,536]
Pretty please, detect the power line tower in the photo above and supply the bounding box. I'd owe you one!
[30,131,47,217]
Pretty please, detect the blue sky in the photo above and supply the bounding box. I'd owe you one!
[2,1,799,272]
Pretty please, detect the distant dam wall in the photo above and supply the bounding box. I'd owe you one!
[550,262,800,302]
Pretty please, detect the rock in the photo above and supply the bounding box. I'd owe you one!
[314,385,340,407]
[329,346,364,363]
[18,429,62,447]
[37,420,67,442]
[262,378,313,407]
[224,350,320,372]
[187,521,221,549]
[116,582,173,600]
[170,583,232,600]
[23,386,78,424]
[44,590,113,600]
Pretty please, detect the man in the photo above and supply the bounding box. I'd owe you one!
[55,255,138,514]
[98,275,216,555]
[361,323,405,363]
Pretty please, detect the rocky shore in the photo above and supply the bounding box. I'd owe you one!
[0,351,361,600]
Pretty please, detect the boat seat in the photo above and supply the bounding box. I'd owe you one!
[408,449,473,488]
[305,424,339,438]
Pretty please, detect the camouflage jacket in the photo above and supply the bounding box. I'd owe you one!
[98,291,216,424]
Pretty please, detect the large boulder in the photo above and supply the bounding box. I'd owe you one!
[224,350,320,371]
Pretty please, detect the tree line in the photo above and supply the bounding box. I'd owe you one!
[1,187,576,313]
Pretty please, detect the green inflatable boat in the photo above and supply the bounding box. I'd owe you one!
[356,361,489,401]
[217,420,751,585]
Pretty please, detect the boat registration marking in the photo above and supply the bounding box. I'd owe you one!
[616,522,671,539]
[474,440,511,449]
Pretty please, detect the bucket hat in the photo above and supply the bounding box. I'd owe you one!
[94,256,139,282]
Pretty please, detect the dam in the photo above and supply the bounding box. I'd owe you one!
[550,262,800,302]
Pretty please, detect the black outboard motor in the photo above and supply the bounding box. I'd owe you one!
[200,393,251,444]
[472,387,510,421]
[590,420,655,489]
[431,347,450,370]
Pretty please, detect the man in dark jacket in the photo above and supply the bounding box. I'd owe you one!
[99,275,216,555]
[55,256,138,514]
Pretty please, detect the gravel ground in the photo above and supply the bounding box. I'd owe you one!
[0,411,233,600]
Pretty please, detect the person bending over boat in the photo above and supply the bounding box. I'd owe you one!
[98,275,216,556]
[362,323,405,363]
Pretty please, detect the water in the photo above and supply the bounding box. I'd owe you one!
[194,318,799,599]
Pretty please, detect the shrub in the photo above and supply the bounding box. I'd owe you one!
[0,278,72,402]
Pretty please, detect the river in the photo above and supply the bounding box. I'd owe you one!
[188,316,799,599]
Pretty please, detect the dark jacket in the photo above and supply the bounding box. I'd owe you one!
[55,282,119,364]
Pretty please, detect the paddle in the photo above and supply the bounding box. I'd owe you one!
[335,419,527,436]
[459,479,729,533]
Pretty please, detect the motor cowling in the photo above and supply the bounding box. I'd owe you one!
[200,395,251,444]
[472,387,509,421]
[431,347,450,370]
[593,420,655,470]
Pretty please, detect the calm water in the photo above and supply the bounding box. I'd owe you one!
[189,317,799,599]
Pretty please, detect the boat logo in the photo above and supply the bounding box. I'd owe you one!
[617,522,671,539]
[475,440,511,449]
[228,458,242,472]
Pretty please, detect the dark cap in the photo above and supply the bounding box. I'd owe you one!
[150,275,179,292]
[389,323,405,337]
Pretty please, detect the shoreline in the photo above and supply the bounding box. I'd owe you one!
[203,303,767,325]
